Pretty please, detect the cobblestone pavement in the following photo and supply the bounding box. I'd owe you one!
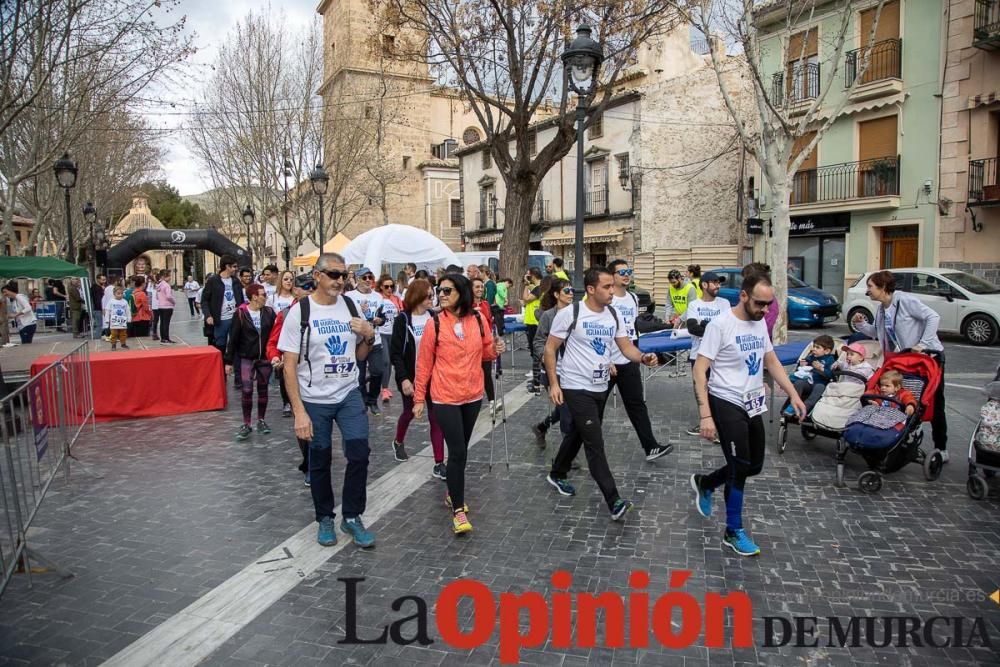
[1,318,999,666]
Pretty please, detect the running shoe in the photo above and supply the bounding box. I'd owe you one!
[531,422,548,441]
[120,344,129,349]
[723,529,760,557]
[152,333,159,341]
[645,444,674,462]
[524,371,533,379]
[782,404,795,417]
[546,474,576,496]
[685,425,701,436]
[432,462,447,480]
[452,509,472,535]
[690,474,712,518]
[236,424,252,441]
[368,404,381,417]
[392,440,408,462]
[317,517,336,546]
[341,517,375,548]
[282,404,292,418]
[939,449,950,463]
[610,499,634,521]
[381,388,392,403]
[256,419,271,435]
[445,493,468,513]
[303,473,311,487]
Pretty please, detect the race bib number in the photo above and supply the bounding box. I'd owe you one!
[592,364,609,384]
[743,387,766,417]
[324,357,356,378]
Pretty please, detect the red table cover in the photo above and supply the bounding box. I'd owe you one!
[30,346,227,423]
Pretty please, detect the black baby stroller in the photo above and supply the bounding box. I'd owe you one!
[967,364,1000,500]
[836,352,944,493]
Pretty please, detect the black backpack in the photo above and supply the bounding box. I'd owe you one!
[298,294,360,386]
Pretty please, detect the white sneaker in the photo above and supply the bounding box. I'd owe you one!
[938,450,950,463]
[524,372,533,378]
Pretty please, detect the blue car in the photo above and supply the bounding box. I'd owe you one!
[708,267,842,327]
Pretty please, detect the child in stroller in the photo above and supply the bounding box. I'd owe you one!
[839,352,944,494]
[783,335,837,415]
[966,364,1000,500]
[833,343,875,384]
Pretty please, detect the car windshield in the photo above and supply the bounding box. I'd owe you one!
[787,274,808,288]
[944,271,1000,295]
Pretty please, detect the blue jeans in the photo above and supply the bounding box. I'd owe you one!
[212,318,233,351]
[302,389,370,521]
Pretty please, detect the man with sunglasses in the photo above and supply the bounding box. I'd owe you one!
[689,272,805,557]
[606,259,672,462]
[278,253,377,549]
[345,267,386,416]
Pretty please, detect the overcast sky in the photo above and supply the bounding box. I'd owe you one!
[155,0,319,196]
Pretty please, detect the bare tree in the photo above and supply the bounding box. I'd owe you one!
[380,0,682,297]
[682,0,886,342]
[0,0,192,253]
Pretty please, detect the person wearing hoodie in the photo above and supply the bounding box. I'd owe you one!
[413,273,504,535]
[225,283,277,441]
[155,270,176,343]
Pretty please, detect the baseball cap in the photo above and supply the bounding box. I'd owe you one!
[294,273,316,290]
[356,266,375,278]
[701,271,725,283]
[845,342,866,358]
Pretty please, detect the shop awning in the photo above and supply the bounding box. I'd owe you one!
[469,232,503,245]
[544,231,624,246]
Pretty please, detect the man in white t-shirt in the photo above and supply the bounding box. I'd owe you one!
[606,259,672,462]
[345,266,386,416]
[183,275,201,317]
[203,255,244,353]
[543,266,659,522]
[690,272,805,557]
[279,252,376,549]
[683,271,732,437]
[261,264,279,302]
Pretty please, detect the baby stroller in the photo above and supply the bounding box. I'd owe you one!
[836,352,944,493]
[967,364,1000,500]
[776,339,882,454]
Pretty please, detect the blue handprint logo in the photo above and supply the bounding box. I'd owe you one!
[590,336,607,356]
[326,335,348,356]
[745,351,762,376]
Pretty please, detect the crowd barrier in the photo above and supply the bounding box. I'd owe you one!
[0,341,95,597]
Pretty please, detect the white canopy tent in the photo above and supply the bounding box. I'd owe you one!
[342,225,460,273]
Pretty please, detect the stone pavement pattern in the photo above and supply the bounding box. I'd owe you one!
[1,322,999,666]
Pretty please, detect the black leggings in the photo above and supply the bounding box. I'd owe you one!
[432,400,482,510]
[278,370,290,406]
[699,395,766,532]
[482,361,495,401]
[525,324,540,387]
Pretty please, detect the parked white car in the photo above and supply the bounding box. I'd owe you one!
[844,268,1000,346]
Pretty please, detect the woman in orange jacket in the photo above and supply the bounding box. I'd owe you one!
[413,273,505,535]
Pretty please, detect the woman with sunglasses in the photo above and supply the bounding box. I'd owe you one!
[530,278,574,443]
[389,279,445,471]
[377,274,404,404]
[413,274,505,535]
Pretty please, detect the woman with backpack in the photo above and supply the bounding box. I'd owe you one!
[413,273,505,535]
[225,284,277,441]
[389,279,445,474]
[530,277,573,444]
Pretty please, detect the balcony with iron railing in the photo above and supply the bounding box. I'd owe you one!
[476,209,498,230]
[788,155,901,213]
[845,38,902,101]
[974,0,1000,49]
[771,63,820,112]
[969,157,1000,205]
[532,199,549,223]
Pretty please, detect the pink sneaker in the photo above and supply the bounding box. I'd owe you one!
[381,388,392,403]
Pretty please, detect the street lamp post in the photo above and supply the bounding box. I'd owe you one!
[561,26,604,297]
[309,163,330,254]
[53,152,78,263]
[83,201,97,280]
[282,157,293,269]
[242,204,255,259]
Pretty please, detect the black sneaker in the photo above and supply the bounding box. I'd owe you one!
[531,422,547,441]
[645,443,674,462]
[368,404,381,417]
[256,419,271,435]
[685,425,701,436]
[282,404,292,418]
[236,424,252,441]
[432,462,447,480]
[392,440,408,462]
[611,499,634,521]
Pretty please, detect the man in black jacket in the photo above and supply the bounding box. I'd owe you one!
[202,255,245,353]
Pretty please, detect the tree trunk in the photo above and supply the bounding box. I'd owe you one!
[767,179,791,345]
[497,176,541,310]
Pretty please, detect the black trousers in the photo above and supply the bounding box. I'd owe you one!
[700,395,766,531]
[357,347,384,407]
[158,308,173,340]
[525,324,540,387]
[482,361,495,401]
[930,351,947,450]
[433,400,482,509]
[550,388,620,510]
[608,361,659,454]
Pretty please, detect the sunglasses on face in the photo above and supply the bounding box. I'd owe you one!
[317,269,348,281]
[616,268,633,277]
[382,283,395,289]
[359,274,374,281]
[561,287,575,295]
[436,287,454,296]
[752,299,774,308]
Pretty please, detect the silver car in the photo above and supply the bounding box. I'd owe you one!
[843,268,1000,346]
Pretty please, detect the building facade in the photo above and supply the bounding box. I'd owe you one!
[938,0,1000,281]
[455,26,746,278]
[109,194,184,282]
[755,0,944,302]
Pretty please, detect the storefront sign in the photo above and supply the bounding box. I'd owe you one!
[746,218,765,235]
[789,213,850,237]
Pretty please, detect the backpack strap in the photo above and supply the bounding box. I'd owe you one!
[431,310,485,353]
[341,294,360,319]
[298,297,313,387]
[558,301,581,359]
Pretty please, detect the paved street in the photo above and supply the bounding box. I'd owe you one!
[1,316,999,666]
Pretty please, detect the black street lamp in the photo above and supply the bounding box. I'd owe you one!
[242,203,254,256]
[561,25,603,297]
[82,201,97,279]
[282,157,293,269]
[53,152,78,263]
[309,163,329,253]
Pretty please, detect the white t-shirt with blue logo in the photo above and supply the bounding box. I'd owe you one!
[550,304,627,392]
[106,298,131,329]
[698,309,773,413]
[377,298,399,337]
[220,277,237,321]
[345,289,385,346]
[409,311,431,351]
[609,291,639,365]
[686,298,732,358]
[277,295,359,403]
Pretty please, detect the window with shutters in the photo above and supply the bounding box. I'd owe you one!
[588,112,603,139]
[450,200,462,227]
[858,115,899,197]
[789,132,818,205]
[786,29,819,102]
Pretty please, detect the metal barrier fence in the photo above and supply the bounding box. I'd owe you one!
[0,341,95,597]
